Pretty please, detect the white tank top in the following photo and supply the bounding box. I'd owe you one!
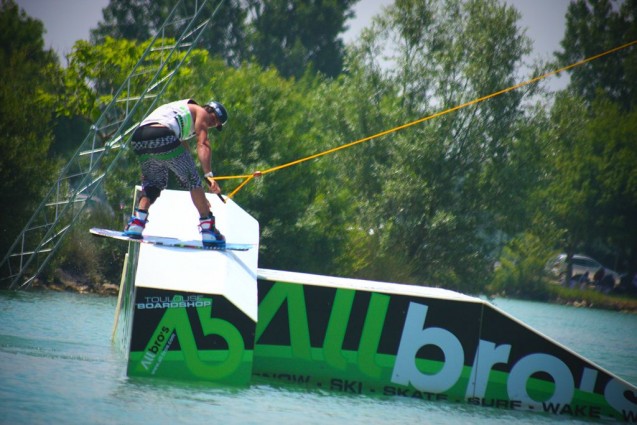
[141,99,194,139]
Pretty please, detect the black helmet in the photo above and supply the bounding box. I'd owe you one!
[205,100,228,132]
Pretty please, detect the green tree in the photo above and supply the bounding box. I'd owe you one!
[207,65,340,272]
[583,101,637,276]
[245,0,358,78]
[92,0,360,76]
[91,0,247,66]
[0,0,62,257]
[488,232,553,299]
[537,94,637,281]
[556,0,637,111]
[341,0,535,292]
[542,0,637,283]
[299,42,405,280]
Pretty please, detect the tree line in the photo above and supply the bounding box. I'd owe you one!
[1,0,635,297]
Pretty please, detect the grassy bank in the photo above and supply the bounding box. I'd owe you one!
[547,285,637,313]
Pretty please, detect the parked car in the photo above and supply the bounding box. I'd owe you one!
[546,254,621,286]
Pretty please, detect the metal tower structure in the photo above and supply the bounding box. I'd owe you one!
[1,0,223,289]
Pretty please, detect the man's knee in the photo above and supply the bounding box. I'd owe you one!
[142,186,161,204]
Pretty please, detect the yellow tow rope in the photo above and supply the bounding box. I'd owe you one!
[215,40,637,200]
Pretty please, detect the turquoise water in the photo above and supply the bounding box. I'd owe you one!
[0,290,635,425]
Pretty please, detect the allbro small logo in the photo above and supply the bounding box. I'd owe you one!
[141,325,172,371]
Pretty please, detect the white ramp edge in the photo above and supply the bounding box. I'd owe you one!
[256,268,479,302]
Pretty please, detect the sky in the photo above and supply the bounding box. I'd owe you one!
[15,0,571,89]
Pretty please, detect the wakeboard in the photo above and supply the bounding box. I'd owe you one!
[89,228,252,251]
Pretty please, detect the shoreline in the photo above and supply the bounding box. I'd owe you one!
[29,268,120,296]
[25,268,637,313]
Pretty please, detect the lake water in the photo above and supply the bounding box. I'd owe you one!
[0,290,635,425]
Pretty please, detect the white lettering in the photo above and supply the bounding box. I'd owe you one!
[391,302,464,393]
[604,378,637,418]
[141,351,155,370]
[508,353,574,407]
[579,367,597,392]
[466,340,511,398]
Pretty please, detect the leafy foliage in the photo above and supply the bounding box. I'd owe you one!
[488,232,552,299]
[91,0,358,77]
[538,0,637,281]
[3,0,636,297]
[535,94,637,278]
[556,0,637,111]
[208,64,334,271]
[0,0,62,255]
[91,0,247,66]
[339,0,534,292]
[245,0,358,78]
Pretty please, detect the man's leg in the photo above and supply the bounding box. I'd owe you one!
[124,159,167,238]
[190,187,211,218]
[167,150,225,247]
[124,187,160,238]
[191,187,226,247]
[125,125,176,237]
[138,196,152,211]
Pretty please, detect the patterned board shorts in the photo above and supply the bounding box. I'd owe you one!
[131,126,203,191]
